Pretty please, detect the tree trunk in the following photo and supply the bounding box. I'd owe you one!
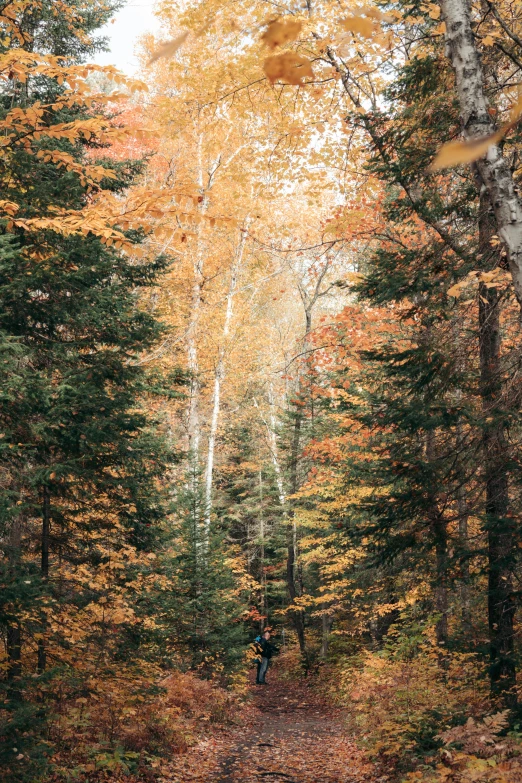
[204,223,248,534]
[7,623,22,680]
[457,481,472,634]
[433,509,449,649]
[186,132,210,461]
[426,428,448,649]
[7,517,22,681]
[255,388,302,643]
[287,408,308,665]
[187,293,201,459]
[266,383,286,507]
[477,186,516,704]
[283,299,319,668]
[259,469,267,631]
[38,485,50,673]
[439,0,522,307]
[286,520,307,661]
[319,606,333,659]
[185,135,210,565]
[455,405,472,633]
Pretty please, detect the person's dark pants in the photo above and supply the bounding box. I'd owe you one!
[256,656,269,683]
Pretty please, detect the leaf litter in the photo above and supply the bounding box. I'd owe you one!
[158,672,373,783]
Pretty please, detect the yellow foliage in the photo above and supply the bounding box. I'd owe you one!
[332,646,489,768]
[48,669,240,778]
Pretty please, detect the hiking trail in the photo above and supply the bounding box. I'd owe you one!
[169,671,373,783]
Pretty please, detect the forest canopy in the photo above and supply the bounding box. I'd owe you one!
[3,1,522,782]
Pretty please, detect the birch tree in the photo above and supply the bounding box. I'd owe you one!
[203,221,250,534]
[434,0,519,703]
[438,0,522,306]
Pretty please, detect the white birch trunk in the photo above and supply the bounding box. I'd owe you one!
[187,267,202,458]
[267,383,286,508]
[203,223,249,534]
[252,386,286,508]
[439,0,522,305]
[186,134,207,460]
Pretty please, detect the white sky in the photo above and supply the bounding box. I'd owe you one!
[94,0,163,74]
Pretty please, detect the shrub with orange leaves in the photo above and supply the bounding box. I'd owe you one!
[46,668,241,780]
[330,635,490,774]
[161,671,239,725]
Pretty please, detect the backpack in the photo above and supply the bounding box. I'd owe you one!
[252,635,263,663]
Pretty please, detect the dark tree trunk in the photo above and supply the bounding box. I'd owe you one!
[425,357,448,650]
[477,186,516,704]
[429,498,448,648]
[7,517,22,681]
[38,485,51,673]
[457,485,472,634]
[286,523,307,659]
[287,409,308,666]
[320,609,332,659]
[7,623,22,680]
[455,354,473,634]
[41,485,50,580]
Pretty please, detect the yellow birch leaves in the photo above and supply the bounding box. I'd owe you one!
[260,6,394,87]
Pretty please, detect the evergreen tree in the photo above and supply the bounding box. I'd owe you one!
[215,424,287,633]
[157,458,250,678]
[330,0,522,706]
[0,2,174,778]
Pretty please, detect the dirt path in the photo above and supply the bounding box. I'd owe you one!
[168,672,372,783]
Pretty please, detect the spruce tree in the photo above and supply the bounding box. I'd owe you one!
[0,2,173,778]
[157,459,249,678]
[333,10,482,660]
[333,0,522,706]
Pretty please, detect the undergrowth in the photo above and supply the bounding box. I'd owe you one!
[43,669,242,782]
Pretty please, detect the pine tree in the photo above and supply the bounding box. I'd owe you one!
[329,18,479,650]
[0,2,174,778]
[215,424,287,634]
[157,458,250,678]
[332,1,522,706]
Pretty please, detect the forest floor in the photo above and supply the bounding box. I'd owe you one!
[165,670,376,783]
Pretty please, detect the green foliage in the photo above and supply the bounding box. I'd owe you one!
[0,3,175,780]
[156,459,251,678]
[215,424,287,628]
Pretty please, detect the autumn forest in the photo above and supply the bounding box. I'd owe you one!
[3,0,522,781]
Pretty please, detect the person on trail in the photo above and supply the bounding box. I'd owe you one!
[254,629,277,685]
